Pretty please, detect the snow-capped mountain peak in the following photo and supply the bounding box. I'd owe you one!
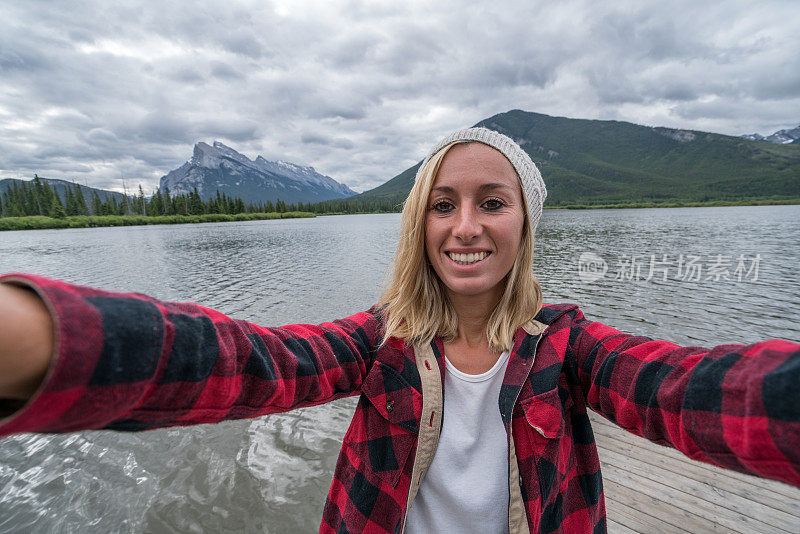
[740,125,800,144]
[161,141,356,203]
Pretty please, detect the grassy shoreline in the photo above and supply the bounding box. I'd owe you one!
[0,212,316,231]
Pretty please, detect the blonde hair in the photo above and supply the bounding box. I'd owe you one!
[378,142,543,353]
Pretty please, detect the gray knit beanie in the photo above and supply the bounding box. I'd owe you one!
[416,127,547,233]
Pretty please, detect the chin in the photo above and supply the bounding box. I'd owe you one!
[444,281,504,300]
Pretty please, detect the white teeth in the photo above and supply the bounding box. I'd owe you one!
[448,252,488,265]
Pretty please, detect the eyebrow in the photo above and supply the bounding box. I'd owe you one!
[431,183,516,194]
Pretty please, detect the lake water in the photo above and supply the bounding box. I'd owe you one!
[1,207,798,532]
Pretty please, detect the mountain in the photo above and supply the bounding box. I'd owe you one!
[160,141,356,204]
[0,176,125,205]
[742,126,800,144]
[347,110,800,207]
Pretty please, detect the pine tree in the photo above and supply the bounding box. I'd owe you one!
[64,186,78,216]
[2,189,12,217]
[73,184,89,215]
[137,185,147,216]
[189,188,204,215]
[121,181,132,216]
[23,181,37,216]
[151,188,164,216]
[214,190,223,214]
[49,193,66,218]
[42,180,56,214]
[92,192,103,216]
[21,183,31,216]
[32,175,46,215]
[5,184,23,217]
[163,187,172,215]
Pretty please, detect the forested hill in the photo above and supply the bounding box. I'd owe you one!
[0,176,126,205]
[331,110,800,209]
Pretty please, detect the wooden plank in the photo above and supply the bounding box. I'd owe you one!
[603,479,695,533]
[589,412,789,489]
[605,497,684,534]
[590,414,793,493]
[587,411,800,534]
[606,516,646,534]
[599,447,799,532]
[589,412,800,509]
[591,424,800,514]
[605,503,685,534]
[593,419,800,504]
[602,461,743,533]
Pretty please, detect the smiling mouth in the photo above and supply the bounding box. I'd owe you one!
[447,251,490,265]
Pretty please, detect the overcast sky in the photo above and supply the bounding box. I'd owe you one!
[1,0,798,193]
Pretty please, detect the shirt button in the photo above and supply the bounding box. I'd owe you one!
[386,401,394,412]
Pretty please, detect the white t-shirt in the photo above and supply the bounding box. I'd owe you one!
[404,350,511,533]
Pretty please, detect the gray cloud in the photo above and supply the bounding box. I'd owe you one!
[0,0,798,193]
[301,133,356,149]
[210,61,244,80]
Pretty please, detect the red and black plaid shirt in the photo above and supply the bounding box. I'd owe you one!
[1,273,798,533]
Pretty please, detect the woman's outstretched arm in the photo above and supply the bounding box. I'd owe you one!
[0,282,54,400]
[0,273,383,436]
[565,306,800,487]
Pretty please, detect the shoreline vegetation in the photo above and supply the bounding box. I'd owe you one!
[0,212,315,231]
[2,198,797,231]
[0,176,323,231]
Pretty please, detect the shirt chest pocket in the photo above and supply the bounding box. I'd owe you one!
[519,387,574,439]
[351,362,422,487]
[516,386,576,505]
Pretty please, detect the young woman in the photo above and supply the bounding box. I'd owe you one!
[0,128,798,533]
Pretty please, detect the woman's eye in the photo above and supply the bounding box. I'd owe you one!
[482,198,505,210]
[432,201,454,213]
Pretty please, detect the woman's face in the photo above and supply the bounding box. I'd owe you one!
[424,142,525,302]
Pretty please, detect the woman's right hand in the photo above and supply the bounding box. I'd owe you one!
[0,282,53,400]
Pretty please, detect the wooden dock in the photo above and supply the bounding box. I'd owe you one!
[590,412,800,533]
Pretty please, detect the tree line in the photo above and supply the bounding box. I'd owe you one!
[0,176,365,218]
[0,176,405,219]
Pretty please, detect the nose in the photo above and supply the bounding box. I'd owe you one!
[453,204,481,241]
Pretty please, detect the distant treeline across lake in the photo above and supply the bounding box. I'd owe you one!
[0,176,404,230]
